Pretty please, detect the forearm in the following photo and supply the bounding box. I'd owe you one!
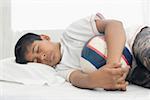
[105,20,126,64]
[69,64,129,90]
[69,70,95,89]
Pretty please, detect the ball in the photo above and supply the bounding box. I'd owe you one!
[80,35,132,73]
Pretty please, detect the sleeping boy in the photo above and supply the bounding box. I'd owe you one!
[14,13,150,90]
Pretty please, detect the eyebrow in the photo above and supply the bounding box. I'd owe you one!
[32,45,35,54]
[31,45,36,62]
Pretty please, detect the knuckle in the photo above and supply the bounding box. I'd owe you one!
[111,70,116,75]
[112,76,116,81]
[107,69,113,75]
[110,70,117,75]
[110,84,116,89]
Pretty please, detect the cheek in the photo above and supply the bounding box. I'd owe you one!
[40,44,51,52]
[42,42,53,50]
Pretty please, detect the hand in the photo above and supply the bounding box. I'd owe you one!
[88,63,130,91]
[104,64,130,91]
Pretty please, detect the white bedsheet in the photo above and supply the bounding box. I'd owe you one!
[1,30,150,100]
[0,81,150,100]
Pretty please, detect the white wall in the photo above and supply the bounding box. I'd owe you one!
[0,0,150,59]
[0,0,3,59]
[11,0,149,31]
[0,0,12,60]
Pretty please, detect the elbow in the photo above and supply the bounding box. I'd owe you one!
[105,19,126,41]
[116,20,126,42]
[110,20,123,26]
[104,19,124,31]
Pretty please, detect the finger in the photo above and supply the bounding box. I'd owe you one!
[111,68,124,76]
[121,67,130,76]
[117,72,128,83]
[104,89,118,91]
[106,63,122,68]
[120,66,130,74]
[120,81,129,91]
[115,82,128,91]
[104,82,128,91]
[125,65,131,69]
[120,82,129,91]
[112,63,122,68]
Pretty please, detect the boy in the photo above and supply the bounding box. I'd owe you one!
[15,13,150,90]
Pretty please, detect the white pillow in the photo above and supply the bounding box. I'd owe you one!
[0,57,65,85]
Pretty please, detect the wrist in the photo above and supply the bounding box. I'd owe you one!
[86,74,96,88]
[80,74,96,89]
[106,60,121,65]
[87,72,104,89]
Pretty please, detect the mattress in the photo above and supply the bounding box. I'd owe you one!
[0,81,150,100]
[1,30,150,100]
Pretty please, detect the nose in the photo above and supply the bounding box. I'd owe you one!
[35,53,46,63]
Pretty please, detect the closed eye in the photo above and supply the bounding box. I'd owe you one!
[34,44,39,54]
[32,45,39,63]
[36,46,39,53]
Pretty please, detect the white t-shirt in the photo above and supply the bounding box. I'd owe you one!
[55,13,145,81]
[125,25,146,50]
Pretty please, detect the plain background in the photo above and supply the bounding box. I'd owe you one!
[0,0,150,60]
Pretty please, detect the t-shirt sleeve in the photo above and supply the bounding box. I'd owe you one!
[64,13,105,43]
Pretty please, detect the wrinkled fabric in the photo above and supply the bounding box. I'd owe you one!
[128,26,150,88]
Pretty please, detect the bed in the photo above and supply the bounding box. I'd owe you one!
[0,30,150,100]
[1,81,150,100]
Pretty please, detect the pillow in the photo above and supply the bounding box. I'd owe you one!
[0,57,65,85]
[80,35,133,73]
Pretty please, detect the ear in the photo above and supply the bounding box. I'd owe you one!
[40,34,50,40]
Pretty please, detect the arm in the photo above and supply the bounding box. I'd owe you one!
[69,63,129,90]
[96,19,126,64]
[69,19,129,90]
[95,19,129,89]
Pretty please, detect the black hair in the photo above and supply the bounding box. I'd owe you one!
[15,33,42,64]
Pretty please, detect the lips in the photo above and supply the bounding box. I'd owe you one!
[50,54,54,61]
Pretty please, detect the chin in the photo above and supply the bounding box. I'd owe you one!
[47,62,55,67]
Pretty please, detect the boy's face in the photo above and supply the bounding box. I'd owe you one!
[25,35,61,67]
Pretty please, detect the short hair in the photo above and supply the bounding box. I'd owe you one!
[15,33,42,64]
